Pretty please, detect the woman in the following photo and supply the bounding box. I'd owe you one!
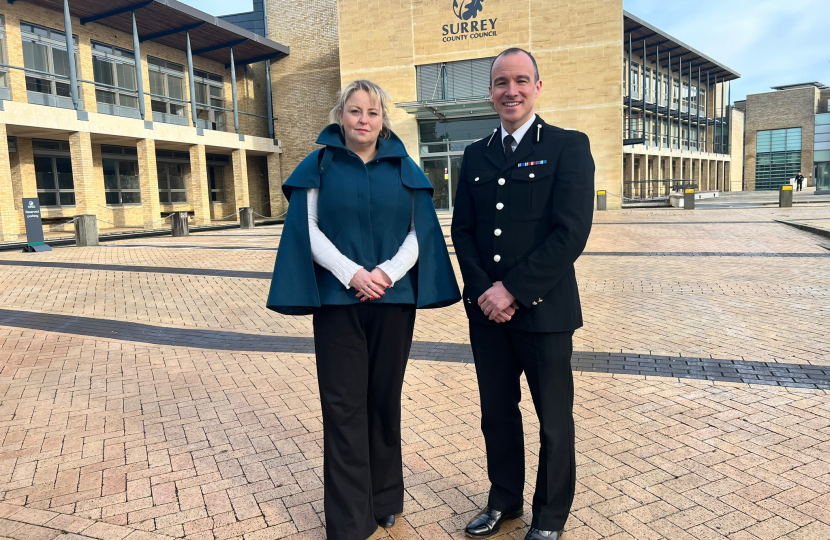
[266,80,460,539]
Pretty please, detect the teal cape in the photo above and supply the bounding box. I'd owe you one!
[266,126,461,315]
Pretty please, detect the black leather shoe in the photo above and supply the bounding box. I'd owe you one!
[524,528,565,539]
[376,514,395,528]
[465,506,523,538]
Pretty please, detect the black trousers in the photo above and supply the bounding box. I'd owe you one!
[313,303,416,540]
[469,323,576,532]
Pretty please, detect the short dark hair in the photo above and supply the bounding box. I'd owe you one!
[490,48,540,85]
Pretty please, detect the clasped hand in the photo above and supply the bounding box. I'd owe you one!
[478,281,519,323]
[350,268,391,301]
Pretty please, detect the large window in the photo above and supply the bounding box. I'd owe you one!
[416,58,494,101]
[92,42,139,117]
[33,139,74,207]
[0,16,8,92]
[672,79,680,110]
[755,128,802,190]
[193,69,225,131]
[157,162,186,203]
[21,21,79,109]
[629,62,639,100]
[101,145,140,204]
[681,82,689,112]
[148,57,187,124]
[643,68,652,103]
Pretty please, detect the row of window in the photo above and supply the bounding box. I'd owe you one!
[623,59,709,114]
[0,17,227,130]
[30,139,231,207]
[755,128,802,190]
[625,114,728,151]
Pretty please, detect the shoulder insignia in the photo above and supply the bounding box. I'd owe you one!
[564,128,577,131]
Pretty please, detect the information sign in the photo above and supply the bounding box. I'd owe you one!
[22,198,52,252]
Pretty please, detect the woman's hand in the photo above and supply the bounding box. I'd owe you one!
[350,268,387,301]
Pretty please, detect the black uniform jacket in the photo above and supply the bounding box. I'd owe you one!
[451,115,595,333]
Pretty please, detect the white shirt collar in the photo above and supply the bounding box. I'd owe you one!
[501,113,538,150]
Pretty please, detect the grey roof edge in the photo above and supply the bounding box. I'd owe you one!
[624,10,740,79]
[770,82,829,90]
[159,0,289,56]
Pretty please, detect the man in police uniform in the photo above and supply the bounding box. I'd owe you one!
[451,48,594,539]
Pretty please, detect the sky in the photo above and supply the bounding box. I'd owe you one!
[183,0,829,102]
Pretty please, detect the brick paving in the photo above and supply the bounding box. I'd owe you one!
[0,204,829,540]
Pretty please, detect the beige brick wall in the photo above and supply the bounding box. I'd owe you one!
[68,131,98,215]
[246,155,270,218]
[744,86,818,190]
[137,138,161,229]
[266,152,285,218]
[336,0,624,207]
[187,145,211,225]
[265,0,341,183]
[0,124,18,240]
[730,108,744,191]
[231,148,250,210]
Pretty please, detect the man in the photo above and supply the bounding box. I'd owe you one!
[795,172,804,191]
[451,48,594,540]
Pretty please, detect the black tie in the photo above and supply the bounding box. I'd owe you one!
[503,134,515,158]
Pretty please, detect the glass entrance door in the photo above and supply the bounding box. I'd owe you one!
[422,158,450,210]
[817,162,830,191]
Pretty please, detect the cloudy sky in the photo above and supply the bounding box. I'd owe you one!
[185,0,829,102]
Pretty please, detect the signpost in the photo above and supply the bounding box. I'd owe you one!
[22,198,52,252]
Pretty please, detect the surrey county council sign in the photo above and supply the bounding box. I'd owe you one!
[442,0,497,41]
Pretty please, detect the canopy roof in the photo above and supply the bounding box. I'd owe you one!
[624,11,740,82]
[22,0,289,67]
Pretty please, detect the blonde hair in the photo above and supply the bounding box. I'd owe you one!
[329,80,393,139]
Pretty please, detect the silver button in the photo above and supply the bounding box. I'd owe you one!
[494,229,502,236]
[529,173,535,178]
[493,255,501,262]
[498,178,505,185]
[532,301,538,306]
[474,177,480,182]
[496,202,504,210]
[538,298,543,303]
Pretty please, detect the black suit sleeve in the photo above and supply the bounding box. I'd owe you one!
[502,132,595,307]
[451,148,494,302]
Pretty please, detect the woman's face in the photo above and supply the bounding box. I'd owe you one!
[339,90,383,148]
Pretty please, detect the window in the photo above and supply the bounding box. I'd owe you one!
[0,16,8,90]
[32,139,74,206]
[206,155,230,202]
[672,79,679,110]
[157,162,187,203]
[644,68,652,103]
[92,42,138,112]
[21,21,79,106]
[193,69,225,131]
[681,82,689,112]
[699,86,707,115]
[662,75,669,107]
[690,85,698,113]
[148,56,186,121]
[416,58,494,101]
[755,128,802,190]
[101,145,140,204]
[629,62,639,99]
[418,117,499,154]
[661,119,669,147]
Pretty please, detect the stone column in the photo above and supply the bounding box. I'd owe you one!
[12,137,37,232]
[717,161,724,191]
[0,125,20,241]
[68,132,99,215]
[267,152,286,218]
[724,162,731,192]
[626,153,634,198]
[188,144,211,226]
[137,139,161,230]
[231,148,250,216]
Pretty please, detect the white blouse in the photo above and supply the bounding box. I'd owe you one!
[307,188,419,288]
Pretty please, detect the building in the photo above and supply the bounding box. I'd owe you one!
[254,0,744,210]
[735,82,830,192]
[0,0,290,242]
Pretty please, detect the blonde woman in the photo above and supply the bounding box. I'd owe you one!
[267,80,460,539]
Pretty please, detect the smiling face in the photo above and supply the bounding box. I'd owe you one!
[339,89,383,151]
[489,52,542,133]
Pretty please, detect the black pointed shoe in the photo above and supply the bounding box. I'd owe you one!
[376,514,395,528]
[524,528,565,540]
[464,506,524,538]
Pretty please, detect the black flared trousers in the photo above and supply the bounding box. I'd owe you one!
[469,323,576,532]
[313,303,416,540]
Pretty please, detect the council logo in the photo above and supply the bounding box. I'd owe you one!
[453,0,484,20]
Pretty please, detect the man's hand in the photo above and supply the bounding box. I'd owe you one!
[491,299,521,323]
[478,281,516,321]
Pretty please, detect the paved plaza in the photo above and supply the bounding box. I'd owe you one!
[0,203,829,540]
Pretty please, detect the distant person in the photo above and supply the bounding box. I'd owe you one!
[266,80,460,540]
[795,172,804,191]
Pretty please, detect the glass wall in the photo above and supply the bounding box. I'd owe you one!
[755,128,802,190]
[816,162,830,192]
[101,145,140,204]
[32,139,74,207]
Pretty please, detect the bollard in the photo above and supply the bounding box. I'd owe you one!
[75,215,99,247]
[239,207,255,229]
[684,188,695,210]
[596,190,607,211]
[779,185,793,208]
[171,211,189,237]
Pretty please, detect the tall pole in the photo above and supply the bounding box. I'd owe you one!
[265,59,274,139]
[132,12,146,121]
[677,56,682,149]
[668,51,672,148]
[186,31,197,128]
[697,66,701,152]
[62,0,80,111]
[727,81,731,155]
[720,79,725,154]
[687,61,692,150]
[705,71,710,153]
[656,45,661,149]
[230,47,239,134]
[628,34,632,139]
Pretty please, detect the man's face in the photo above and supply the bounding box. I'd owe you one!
[489,52,542,131]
